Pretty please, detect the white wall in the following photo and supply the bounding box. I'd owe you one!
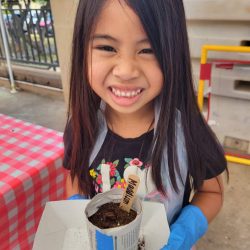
[50,0,79,104]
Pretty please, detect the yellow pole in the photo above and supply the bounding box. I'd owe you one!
[226,155,250,166]
[202,45,250,53]
[197,46,208,111]
[197,79,205,111]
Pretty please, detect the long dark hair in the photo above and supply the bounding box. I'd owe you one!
[64,0,228,196]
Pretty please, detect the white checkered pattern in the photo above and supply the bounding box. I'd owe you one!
[0,114,67,250]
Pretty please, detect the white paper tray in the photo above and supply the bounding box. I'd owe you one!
[32,200,169,250]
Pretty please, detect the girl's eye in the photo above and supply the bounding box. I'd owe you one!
[95,45,116,52]
[139,48,154,54]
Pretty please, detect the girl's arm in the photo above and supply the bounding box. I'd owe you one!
[191,174,224,223]
[65,173,88,199]
[161,174,225,250]
[65,173,81,198]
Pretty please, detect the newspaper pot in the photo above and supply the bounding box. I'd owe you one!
[85,188,142,250]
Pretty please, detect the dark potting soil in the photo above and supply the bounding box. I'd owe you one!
[88,202,137,229]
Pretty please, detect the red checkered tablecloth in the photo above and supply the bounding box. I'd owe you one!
[0,114,67,250]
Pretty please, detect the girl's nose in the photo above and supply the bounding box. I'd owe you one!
[112,57,140,81]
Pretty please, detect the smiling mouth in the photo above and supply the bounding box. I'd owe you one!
[111,87,143,98]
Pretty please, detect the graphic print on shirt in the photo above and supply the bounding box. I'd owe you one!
[89,157,143,193]
[89,157,165,203]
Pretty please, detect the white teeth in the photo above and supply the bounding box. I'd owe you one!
[111,88,142,98]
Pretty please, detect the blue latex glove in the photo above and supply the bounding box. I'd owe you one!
[67,194,88,200]
[161,204,208,250]
[96,230,114,250]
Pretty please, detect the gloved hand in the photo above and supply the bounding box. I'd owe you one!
[67,194,88,200]
[161,205,208,250]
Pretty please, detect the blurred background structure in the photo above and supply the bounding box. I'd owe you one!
[0,0,62,97]
[0,0,250,249]
[185,1,250,163]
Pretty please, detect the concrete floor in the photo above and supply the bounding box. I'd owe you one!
[0,86,249,250]
[0,86,67,132]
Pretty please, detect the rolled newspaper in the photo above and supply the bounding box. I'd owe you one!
[84,188,142,250]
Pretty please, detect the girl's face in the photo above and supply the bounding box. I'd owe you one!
[88,0,163,118]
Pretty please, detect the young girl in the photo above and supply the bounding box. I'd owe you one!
[63,0,228,249]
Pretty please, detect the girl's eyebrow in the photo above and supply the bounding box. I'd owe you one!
[137,38,150,44]
[92,34,118,42]
[92,34,149,44]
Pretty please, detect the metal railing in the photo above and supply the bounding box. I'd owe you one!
[0,8,59,70]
